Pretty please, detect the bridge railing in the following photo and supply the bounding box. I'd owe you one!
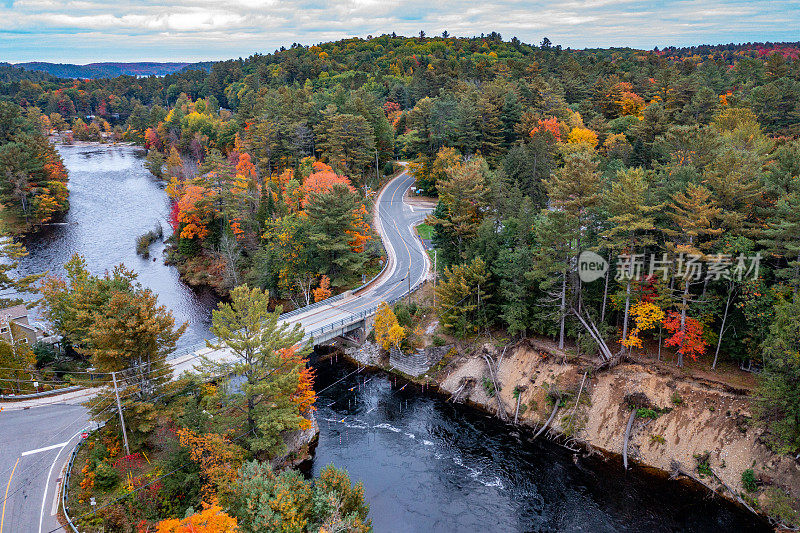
[168,271,426,362]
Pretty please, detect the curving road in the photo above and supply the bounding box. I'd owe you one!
[0,167,432,532]
[169,166,433,373]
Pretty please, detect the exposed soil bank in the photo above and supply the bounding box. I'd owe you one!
[431,339,799,529]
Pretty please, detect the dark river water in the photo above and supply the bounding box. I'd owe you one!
[16,144,768,532]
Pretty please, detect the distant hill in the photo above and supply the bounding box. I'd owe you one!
[0,63,58,83]
[10,62,205,79]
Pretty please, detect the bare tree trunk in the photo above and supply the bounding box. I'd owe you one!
[623,409,636,470]
[712,288,733,370]
[559,267,567,350]
[678,279,690,367]
[571,307,613,362]
[620,279,632,355]
[600,251,611,323]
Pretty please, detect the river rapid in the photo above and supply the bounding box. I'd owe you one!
[15,144,768,532]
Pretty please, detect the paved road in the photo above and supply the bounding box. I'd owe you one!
[0,406,91,533]
[0,167,432,532]
[170,167,433,373]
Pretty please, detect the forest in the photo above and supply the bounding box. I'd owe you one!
[1,33,800,528]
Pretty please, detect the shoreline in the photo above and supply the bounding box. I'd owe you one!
[337,339,796,529]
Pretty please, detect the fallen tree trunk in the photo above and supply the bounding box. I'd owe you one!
[623,410,636,470]
[571,306,613,362]
[534,402,560,439]
[482,353,508,420]
[568,370,589,423]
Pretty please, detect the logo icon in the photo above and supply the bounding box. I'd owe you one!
[578,251,608,282]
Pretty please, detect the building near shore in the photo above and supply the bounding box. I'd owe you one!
[0,304,38,346]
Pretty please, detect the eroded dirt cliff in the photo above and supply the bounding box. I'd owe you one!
[436,340,800,527]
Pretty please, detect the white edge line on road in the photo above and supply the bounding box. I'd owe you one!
[39,428,85,533]
[21,442,69,457]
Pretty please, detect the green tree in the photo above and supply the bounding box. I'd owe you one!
[83,286,186,398]
[144,150,165,179]
[603,167,658,350]
[542,150,602,347]
[202,285,309,458]
[226,461,371,533]
[0,234,43,307]
[756,296,800,454]
[427,158,490,261]
[665,183,722,366]
[436,257,490,336]
[315,113,375,184]
[305,184,367,287]
[760,177,800,296]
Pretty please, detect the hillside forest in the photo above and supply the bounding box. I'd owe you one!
[1,34,800,467]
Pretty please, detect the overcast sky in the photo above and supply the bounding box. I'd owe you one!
[2,0,798,64]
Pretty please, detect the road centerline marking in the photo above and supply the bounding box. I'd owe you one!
[1,457,19,533]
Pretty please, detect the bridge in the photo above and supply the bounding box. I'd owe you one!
[169,168,432,375]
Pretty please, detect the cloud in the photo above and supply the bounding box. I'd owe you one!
[0,0,797,62]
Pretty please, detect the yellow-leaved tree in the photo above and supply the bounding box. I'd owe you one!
[374,302,406,350]
[621,301,665,349]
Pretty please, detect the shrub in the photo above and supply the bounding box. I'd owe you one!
[741,468,758,492]
[135,224,163,257]
[432,335,446,347]
[693,451,712,477]
[671,392,683,405]
[763,487,800,528]
[94,462,119,491]
[636,408,659,419]
[650,434,666,445]
[482,377,496,397]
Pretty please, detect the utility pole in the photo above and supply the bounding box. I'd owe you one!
[375,148,380,186]
[111,371,131,456]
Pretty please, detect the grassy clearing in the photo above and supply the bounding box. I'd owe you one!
[416,223,433,240]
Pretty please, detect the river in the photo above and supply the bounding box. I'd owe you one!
[16,144,768,532]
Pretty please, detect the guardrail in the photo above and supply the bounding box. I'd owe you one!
[62,423,105,532]
[0,385,81,401]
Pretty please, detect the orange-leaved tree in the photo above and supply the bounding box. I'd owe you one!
[176,428,245,502]
[530,117,562,141]
[313,275,332,302]
[301,165,355,208]
[177,185,216,240]
[155,501,237,533]
[281,344,316,429]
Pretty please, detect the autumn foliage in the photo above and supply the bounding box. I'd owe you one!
[313,275,332,302]
[530,117,561,141]
[621,301,666,349]
[155,501,237,533]
[176,428,244,501]
[374,302,406,350]
[301,163,355,207]
[663,311,707,361]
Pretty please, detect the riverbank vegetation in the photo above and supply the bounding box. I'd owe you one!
[35,260,366,531]
[136,223,164,258]
[0,102,69,233]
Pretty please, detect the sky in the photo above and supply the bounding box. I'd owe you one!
[1,0,799,64]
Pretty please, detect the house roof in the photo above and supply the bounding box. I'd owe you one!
[0,304,28,324]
